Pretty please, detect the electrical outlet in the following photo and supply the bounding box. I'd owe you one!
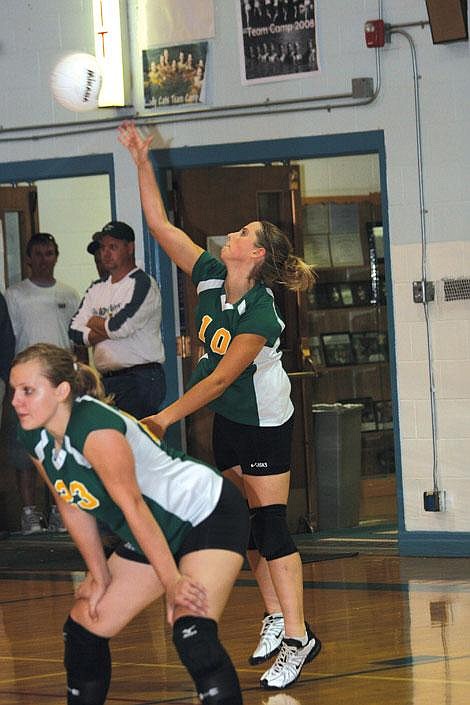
[423,490,446,512]
[413,280,435,303]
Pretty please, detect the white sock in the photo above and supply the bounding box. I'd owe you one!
[286,631,308,645]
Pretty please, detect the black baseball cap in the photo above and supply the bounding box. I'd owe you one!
[97,221,135,243]
[86,232,101,255]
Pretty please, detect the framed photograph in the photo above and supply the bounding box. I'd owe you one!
[351,332,388,364]
[339,283,354,307]
[302,203,329,234]
[339,396,377,432]
[308,283,330,309]
[326,283,343,308]
[321,333,354,367]
[142,42,208,108]
[375,400,393,430]
[329,202,359,235]
[351,281,373,306]
[329,232,364,267]
[309,335,325,368]
[303,234,332,268]
[377,332,389,361]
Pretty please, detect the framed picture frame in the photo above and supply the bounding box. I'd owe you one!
[326,283,343,308]
[339,283,354,307]
[329,232,365,267]
[321,333,354,367]
[351,281,373,307]
[309,335,325,368]
[351,332,388,364]
[339,396,377,432]
[375,400,393,430]
[308,283,330,309]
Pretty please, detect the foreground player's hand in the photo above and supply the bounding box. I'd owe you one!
[76,573,111,621]
[141,413,168,440]
[117,120,153,167]
[166,574,208,625]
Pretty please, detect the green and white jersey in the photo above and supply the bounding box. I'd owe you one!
[190,251,293,426]
[18,396,223,554]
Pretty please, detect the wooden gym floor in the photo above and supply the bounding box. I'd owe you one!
[1,550,470,704]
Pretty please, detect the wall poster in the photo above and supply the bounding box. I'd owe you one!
[238,0,319,84]
[143,42,208,107]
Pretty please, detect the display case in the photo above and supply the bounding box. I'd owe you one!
[302,194,394,479]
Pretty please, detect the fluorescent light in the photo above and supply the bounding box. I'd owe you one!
[93,0,130,107]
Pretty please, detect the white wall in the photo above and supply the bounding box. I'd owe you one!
[1,0,470,540]
[36,175,111,297]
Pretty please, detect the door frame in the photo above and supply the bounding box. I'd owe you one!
[147,128,404,536]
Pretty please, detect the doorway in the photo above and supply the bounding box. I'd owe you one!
[152,130,400,535]
[0,155,116,533]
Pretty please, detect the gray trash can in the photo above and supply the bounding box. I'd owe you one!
[312,403,363,530]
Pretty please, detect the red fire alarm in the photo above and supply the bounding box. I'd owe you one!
[364,19,385,48]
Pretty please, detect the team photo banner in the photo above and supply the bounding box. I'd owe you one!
[238,0,319,84]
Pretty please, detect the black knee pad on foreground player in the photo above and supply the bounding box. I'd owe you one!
[173,616,242,705]
[250,504,297,561]
[63,616,111,705]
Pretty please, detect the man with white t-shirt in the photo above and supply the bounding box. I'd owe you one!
[5,232,81,534]
[69,220,166,419]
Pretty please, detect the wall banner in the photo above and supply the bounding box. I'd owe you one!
[238,0,319,84]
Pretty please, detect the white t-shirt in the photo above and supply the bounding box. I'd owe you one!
[5,279,80,354]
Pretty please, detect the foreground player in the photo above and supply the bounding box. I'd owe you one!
[10,343,248,705]
[118,120,321,689]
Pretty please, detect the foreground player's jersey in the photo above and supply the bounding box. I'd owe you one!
[190,251,293,426]
[18,395,223,553]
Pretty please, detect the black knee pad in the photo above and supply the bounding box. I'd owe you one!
[173,616,242,705]
[63,616,111,705]
[250,504,297,561]
[246,501,258,550]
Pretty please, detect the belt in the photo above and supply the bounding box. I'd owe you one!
[101,362,161,378]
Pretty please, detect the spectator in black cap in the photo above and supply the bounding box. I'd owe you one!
[69,221,166,420]
[87,231,108,279]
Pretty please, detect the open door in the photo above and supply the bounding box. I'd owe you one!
[173,164,317,531]
[0,185,39,289]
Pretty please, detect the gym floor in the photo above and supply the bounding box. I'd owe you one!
[0,548,469,704]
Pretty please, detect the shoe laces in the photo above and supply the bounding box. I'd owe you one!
[259,614,283,639]
[268,641,299,679]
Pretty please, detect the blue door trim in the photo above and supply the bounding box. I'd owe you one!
[145,131,406,546]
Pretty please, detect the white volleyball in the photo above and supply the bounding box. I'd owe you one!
[50,53,102,112]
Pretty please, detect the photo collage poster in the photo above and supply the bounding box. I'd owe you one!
[238,0,319,84]
[143,42,208,107]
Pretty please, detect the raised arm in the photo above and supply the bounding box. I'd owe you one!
[118,121,203,276]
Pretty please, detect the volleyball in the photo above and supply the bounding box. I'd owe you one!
[50,53,102,112]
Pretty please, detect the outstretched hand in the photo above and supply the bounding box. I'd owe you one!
[117,120,153,167]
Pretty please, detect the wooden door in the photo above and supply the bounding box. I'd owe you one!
[0,185,39,288]
[172,164,316,531]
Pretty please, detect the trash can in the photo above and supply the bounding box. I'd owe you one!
[312,403,363,530]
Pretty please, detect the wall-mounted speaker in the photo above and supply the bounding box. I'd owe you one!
[425,0,468,44]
